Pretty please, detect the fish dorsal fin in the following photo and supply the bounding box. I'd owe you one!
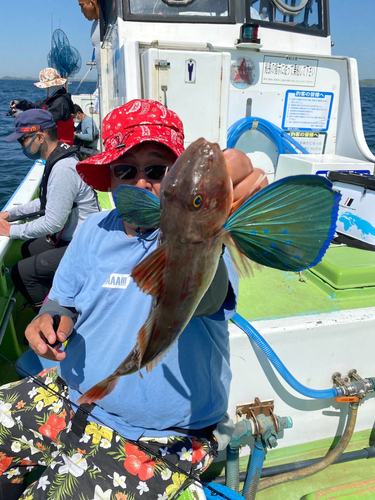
[113,185,161,228]
[224,175,341,272]
[131,243,167,297]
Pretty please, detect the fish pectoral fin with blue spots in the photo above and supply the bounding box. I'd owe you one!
[224,175,341,272]
[113,185,161,228]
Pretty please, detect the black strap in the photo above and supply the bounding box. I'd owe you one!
[166,425,215,441]
[39,142,79,210]
[71,402,96,437]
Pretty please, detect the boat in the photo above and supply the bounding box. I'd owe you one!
[1,1,375,498]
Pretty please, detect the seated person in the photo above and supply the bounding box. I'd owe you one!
[10,68,75,145]
[73,103,99,148]
[0,100,266,500]
[0,109,100,310]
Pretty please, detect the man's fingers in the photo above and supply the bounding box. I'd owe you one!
[25,313,71,361]
[224,149,254,186]
[30,343,66,362]
[25,314,53,352]
[55,316,74,343]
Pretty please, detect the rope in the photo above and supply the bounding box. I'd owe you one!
[73,66,94,95]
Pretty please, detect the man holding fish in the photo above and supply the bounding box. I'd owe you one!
[0,100,270,500]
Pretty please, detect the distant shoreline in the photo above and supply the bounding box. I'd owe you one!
[0,77,97,83]
[359,79,375,87]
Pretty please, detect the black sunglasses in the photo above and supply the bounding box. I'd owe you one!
[112,164,168,181]
[17,132,36,147]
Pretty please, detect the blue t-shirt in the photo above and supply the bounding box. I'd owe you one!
[49,210,239,440]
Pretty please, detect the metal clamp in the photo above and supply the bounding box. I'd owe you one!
[155,60,171,70]
[332,370,374,399]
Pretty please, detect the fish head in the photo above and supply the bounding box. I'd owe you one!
[160,138,233,242]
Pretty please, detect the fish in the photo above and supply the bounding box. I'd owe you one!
[77,138,341,404]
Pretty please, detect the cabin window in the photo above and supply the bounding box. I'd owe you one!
[123,0,235,23]
[247,0,328,37]
[129,0,229,16]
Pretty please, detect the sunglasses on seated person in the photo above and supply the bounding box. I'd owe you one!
[111,164,169,181]
[17,132,37,147]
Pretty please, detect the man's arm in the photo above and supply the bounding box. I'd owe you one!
[0,199,42,238]
[47,97,73,123]
[9,158,80,240]
[76,118,94,142]
[12,99,36,111]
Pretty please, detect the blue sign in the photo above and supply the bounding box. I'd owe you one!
[282,90,334,132]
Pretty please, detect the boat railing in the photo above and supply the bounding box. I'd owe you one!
[0,159,45,263]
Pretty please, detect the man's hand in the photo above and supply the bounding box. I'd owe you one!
[0,219,11,237]
[224,149,268,202]
[25,314,74,361]
[0,211,9,220]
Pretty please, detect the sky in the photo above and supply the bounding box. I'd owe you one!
[0,0,374,80]
[0,0,98,80]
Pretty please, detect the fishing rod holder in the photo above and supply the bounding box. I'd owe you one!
[332,370,374,399]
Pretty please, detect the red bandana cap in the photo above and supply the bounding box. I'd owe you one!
[77,99,185,192]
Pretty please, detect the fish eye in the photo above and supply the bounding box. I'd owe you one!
[193,195,203,208]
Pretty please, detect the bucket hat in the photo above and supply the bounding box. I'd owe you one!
[5,109,56,142]
[77,99,185,192]
[34,68,67,89]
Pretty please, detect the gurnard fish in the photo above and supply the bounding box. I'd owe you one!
[78,138,340,404]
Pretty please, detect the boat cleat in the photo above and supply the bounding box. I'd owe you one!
[332,370,374,400]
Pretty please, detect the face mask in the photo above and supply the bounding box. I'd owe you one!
[22,134,42,160]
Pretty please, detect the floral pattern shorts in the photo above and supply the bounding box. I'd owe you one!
[0,368,216,500]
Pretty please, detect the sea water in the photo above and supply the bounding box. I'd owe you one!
[0,79,96,210]
[0,80,375,210]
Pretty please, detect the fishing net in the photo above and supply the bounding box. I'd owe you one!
[47,29,82,78]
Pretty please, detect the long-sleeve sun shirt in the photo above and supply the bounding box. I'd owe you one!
[8,155,100,241]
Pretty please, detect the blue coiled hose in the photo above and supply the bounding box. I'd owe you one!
[227,117,310,157]
[231,313,342,399]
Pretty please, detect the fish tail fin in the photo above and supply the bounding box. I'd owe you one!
[77,374,120,404]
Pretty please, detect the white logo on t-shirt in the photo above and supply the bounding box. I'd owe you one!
[103,273,131,289]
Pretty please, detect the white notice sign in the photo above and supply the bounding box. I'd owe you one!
[262,56,318,86]
[282,90,334,132]
[285,131,327,154]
